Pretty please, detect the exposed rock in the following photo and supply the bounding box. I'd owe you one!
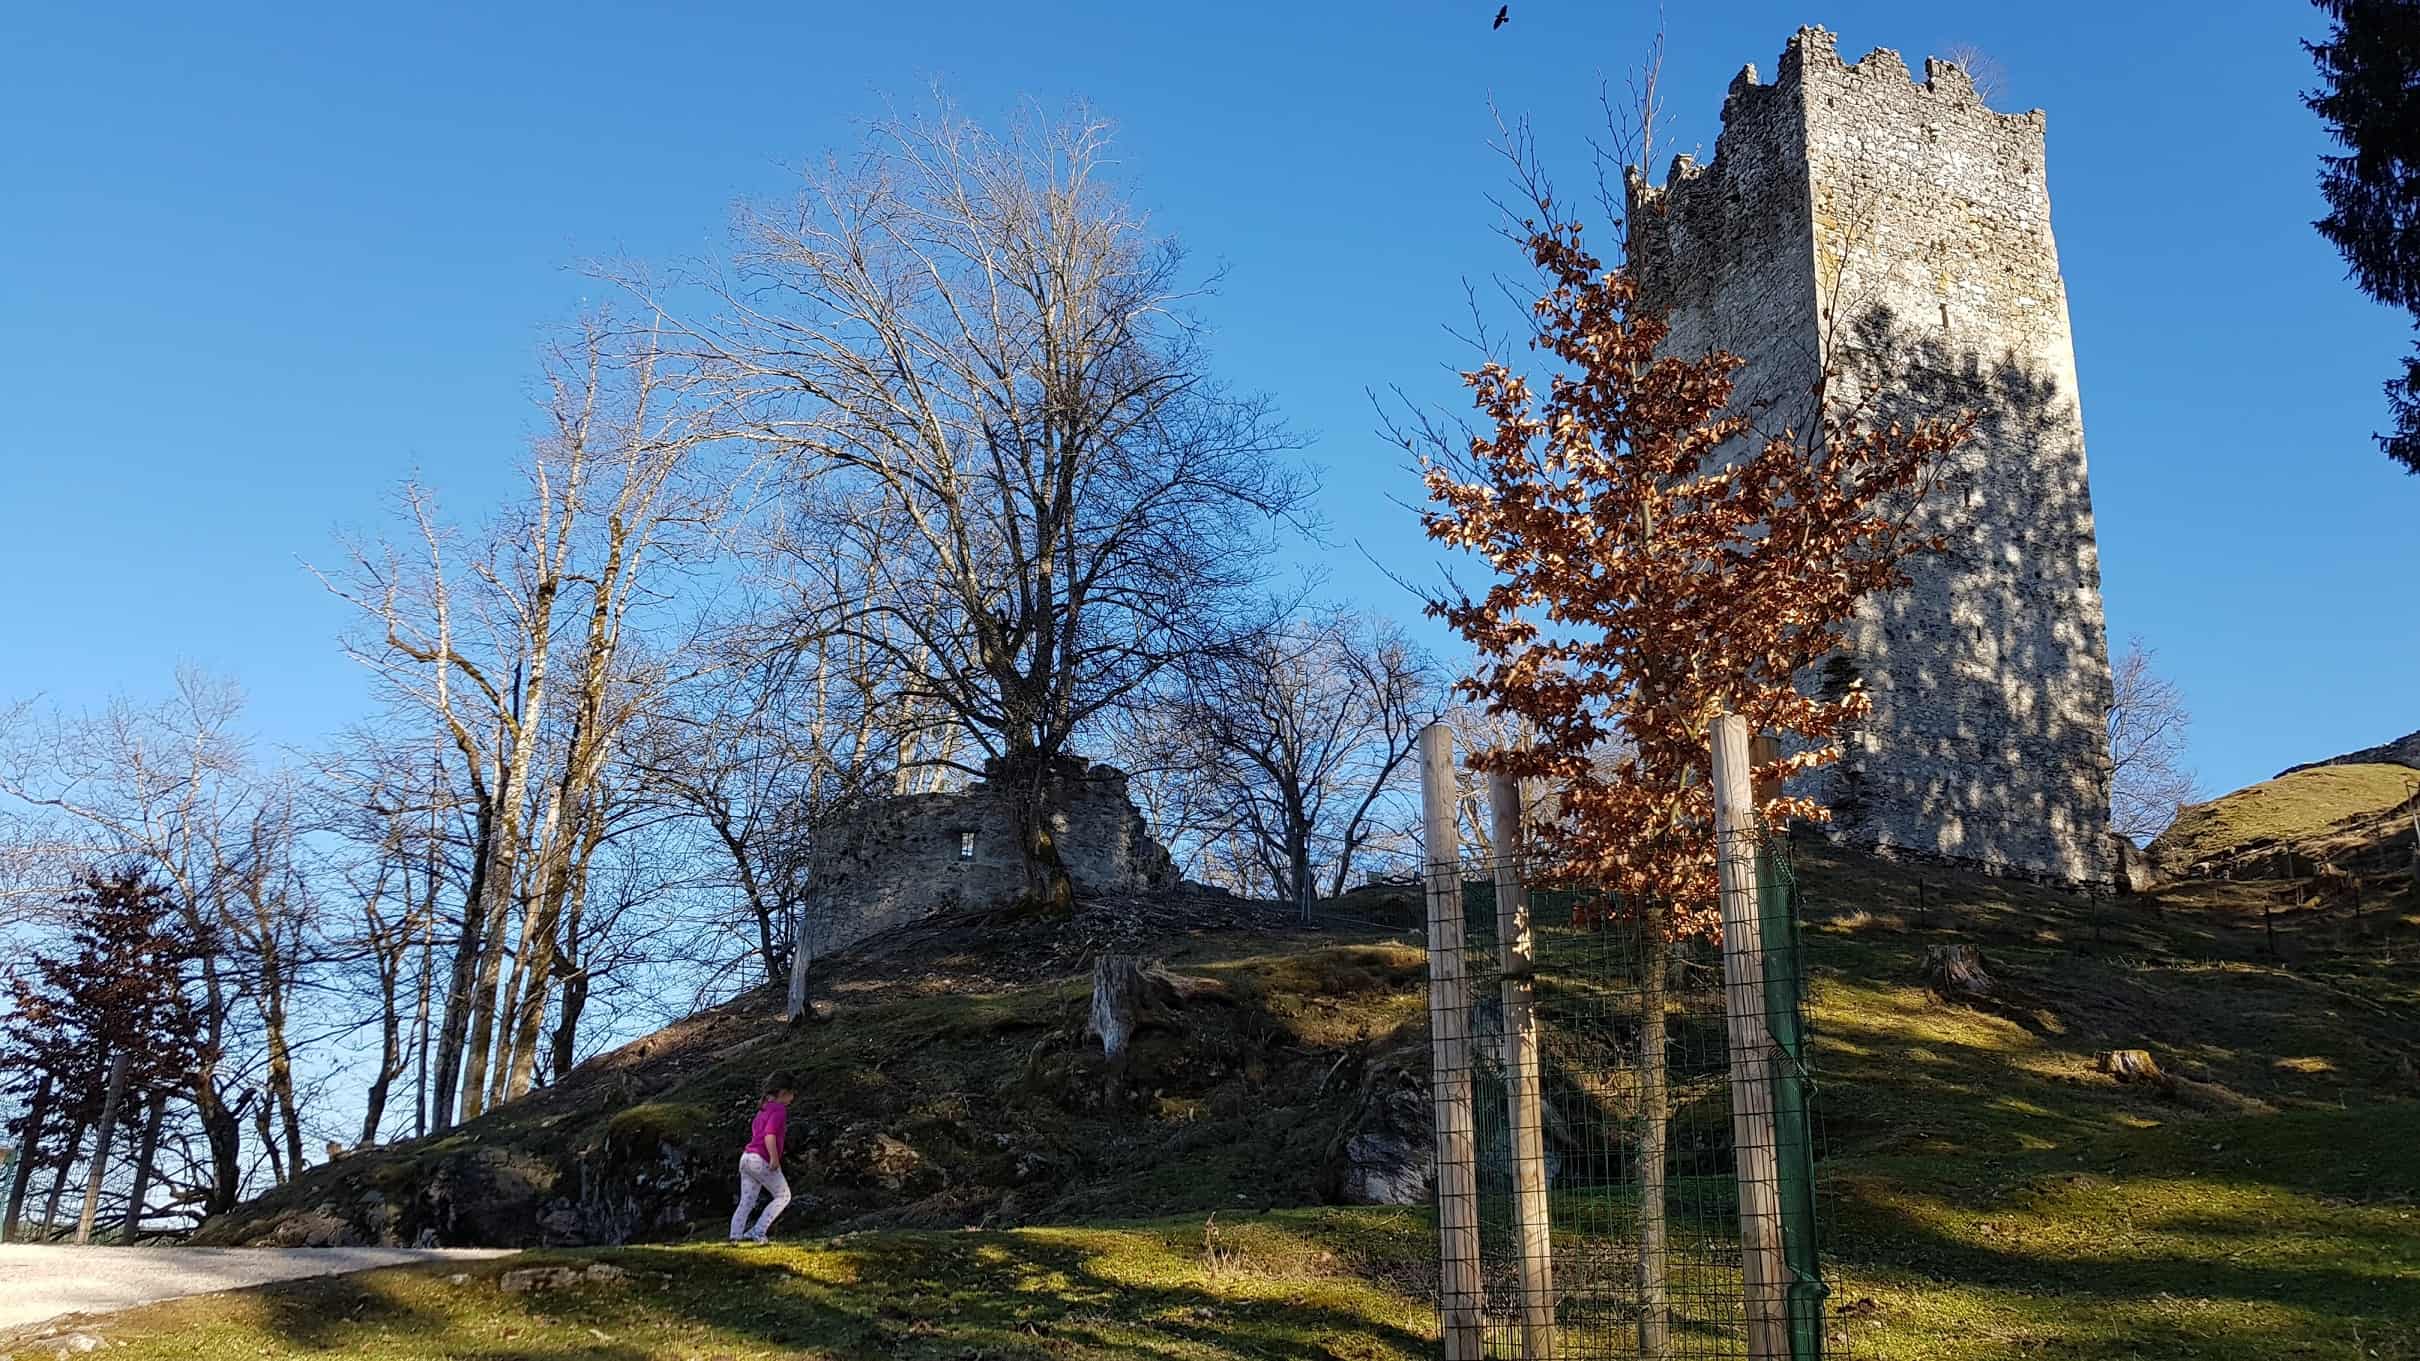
[500,1266,577,1294]
[500,1263,627,1294]
[536,1201,585,1245]
[2109,834,2158,895]
[416,1146,560,1246]
[1317,1045,1433,1207]
[262,1204,365,1247]
[829,1125,943,1197]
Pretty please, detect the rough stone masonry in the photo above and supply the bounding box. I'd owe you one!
[1627,27,2117,885]
[804,755,1178,955]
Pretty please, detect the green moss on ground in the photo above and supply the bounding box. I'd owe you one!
[55,1106,2420,1361]
[105,841,2420,1358]
[67,1213,1438,1361]
[2150,763,2418,867]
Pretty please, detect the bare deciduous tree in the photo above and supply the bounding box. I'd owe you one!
[2107,636,2198,843]
[0,673,308,1213]
[646,98,1310,914]
[1939,42,2007,103]
[321,316,730,1122]
[1169,610,1439,917]
[627,628,898,1017]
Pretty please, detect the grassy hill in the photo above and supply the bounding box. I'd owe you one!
[25,842,2420,1360]
[195,889,1438,1249]
[2150,762,2418,872]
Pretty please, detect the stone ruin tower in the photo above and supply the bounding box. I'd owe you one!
[1627,27,2116,885]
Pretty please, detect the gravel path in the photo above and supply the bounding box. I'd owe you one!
[0,1244,516,1332]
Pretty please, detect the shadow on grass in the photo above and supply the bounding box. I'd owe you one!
[1825,1105,2420,1336]
[226,1216,1436,1360]
[244,1272,450,1351]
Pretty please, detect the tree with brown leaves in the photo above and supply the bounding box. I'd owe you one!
[1421,215,1965,927]
[1413,164,1966,1356]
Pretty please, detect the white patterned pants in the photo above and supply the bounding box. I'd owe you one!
[730,1152,791,1241]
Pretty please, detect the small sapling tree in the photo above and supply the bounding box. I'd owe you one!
[1414,152,1965,1355]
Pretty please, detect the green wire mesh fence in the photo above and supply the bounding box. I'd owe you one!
[1415,825,1830,1361]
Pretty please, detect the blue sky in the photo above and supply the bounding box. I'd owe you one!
[2,0,2411,802]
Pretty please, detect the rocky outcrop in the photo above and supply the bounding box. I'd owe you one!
[201,892,1404,1251]
[2278,729,2420,778]
[2110,833,2158,895]
[1317,1043,1434,1207]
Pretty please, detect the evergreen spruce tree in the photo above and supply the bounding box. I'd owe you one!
[2,870,206,1218]
[2308,0,2420,473]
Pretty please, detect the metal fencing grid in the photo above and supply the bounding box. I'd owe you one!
[1419,826,1829,1361]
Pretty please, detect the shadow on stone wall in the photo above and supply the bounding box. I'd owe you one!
[1807,303,2115,885]
[803,757,1180,957]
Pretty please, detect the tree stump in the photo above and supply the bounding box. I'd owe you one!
[1923,944,1994,1001]
[1085,956,1226,1060]
[2099,1049,2165,1085]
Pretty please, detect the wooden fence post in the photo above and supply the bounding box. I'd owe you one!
[1488,771,1557,1358]
[2,1072,49,1242]
[121,1090,170,1244]
[76,1052,131,1245]
[1420,723,1484,1359]
[1711,713,1788,1361]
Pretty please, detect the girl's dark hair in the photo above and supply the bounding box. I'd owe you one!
[762,1070,797,1097]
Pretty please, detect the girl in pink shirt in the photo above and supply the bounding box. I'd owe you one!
[730,1070,796,1245]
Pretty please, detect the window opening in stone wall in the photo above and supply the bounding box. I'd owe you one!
[959,830,976,861]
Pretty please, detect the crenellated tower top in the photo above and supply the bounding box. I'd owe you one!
[1620,27,2116,888]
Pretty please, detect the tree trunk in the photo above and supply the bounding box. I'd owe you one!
[723,817,782,983]
[411,859,440,1138]
[503,817,580,1101]
[361,959,403,1147]
[486,892,534,1112]
[1016,797,1077,916]
[1087,956,1149,1062]
[457,784,528,1124]
[186,904,244,1214]
[194,1085,242,1216]
[1923,944,1994,1001]
[3,1073,51,1242]
[39,1120,88,1240]
[1637,907,1672,1361]
[549,969,590,1082]
[254,1100,283,1186]
[258,943,304,1179]
[548,826,599,1084]
[121,1090,169,1244]
[495,780,572,1107]
[536,795,606,1087]
[1289,824,1315,924]
[784,898,814,1023]
[1085,956,1227,1103]
[76,1053,131,1244]
[430,800,494,1132]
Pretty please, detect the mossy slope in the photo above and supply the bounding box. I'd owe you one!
[139,842,2420,1360]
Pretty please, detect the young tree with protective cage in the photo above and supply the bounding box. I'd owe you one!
[1413,164,1966,1355]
